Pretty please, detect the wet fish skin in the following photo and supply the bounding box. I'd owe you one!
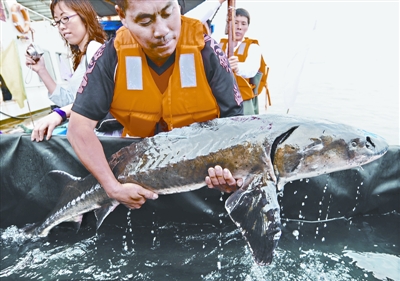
[24,114,389,265]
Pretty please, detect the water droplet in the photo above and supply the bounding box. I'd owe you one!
[217,261,221,270]
[321,237,325,242]
[292,230,299,237]
[306,179,310,183]
[294,190,297,194]
[301,202,305,206]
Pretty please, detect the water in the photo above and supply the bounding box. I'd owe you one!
[1,208,399,280]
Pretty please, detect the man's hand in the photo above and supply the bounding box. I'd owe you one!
[228,56,239,73]
[107,182,159,209]
[205,165,243,193]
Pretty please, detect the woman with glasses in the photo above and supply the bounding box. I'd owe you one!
[28,0,115,142]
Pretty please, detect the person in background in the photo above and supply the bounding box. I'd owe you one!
[67,0,244,210]
[28,0,117,142]
[220,8,268,115]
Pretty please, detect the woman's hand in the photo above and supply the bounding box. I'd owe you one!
[31,112,63,142]
[25,54,46,74]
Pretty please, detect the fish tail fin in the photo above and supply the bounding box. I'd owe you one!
[225,177,281,265]
[21,222,40,237]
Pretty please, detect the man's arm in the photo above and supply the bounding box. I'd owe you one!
[233,43,262,78]
[67,40,158,209]
[201,35,244,192]
[202,35,243,117]
[67,113,158,209]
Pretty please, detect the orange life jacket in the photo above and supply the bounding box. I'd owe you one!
[220,38,267,101]
[112,16,219,137]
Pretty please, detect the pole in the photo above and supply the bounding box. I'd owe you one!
[226,0,235,57]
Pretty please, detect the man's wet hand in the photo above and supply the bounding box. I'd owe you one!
[205,165,243,193]
[108,182,158,209]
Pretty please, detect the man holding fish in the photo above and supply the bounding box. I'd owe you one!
[68,0,244,209]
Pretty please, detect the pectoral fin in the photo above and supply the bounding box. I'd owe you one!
[71,215,83,233]
[225,176,281,265]
[94,201,120,230]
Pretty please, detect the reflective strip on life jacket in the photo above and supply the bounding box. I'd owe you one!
[125,56,143,90]
[179,53,197,88]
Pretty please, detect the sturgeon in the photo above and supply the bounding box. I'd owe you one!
[24,114,388,265]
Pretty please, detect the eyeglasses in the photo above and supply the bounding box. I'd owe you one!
[51,14,78,27]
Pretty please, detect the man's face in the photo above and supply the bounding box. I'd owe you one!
[117,0,181,65]
[234,15,249,42]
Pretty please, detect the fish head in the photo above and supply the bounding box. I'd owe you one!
[272,120,389,185]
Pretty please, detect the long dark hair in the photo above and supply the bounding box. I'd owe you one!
[50,0,107,70]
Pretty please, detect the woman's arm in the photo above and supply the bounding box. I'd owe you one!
[25,54,57,94]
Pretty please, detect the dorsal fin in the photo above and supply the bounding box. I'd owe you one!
[46,170,98,212]
[47,170,82,186]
